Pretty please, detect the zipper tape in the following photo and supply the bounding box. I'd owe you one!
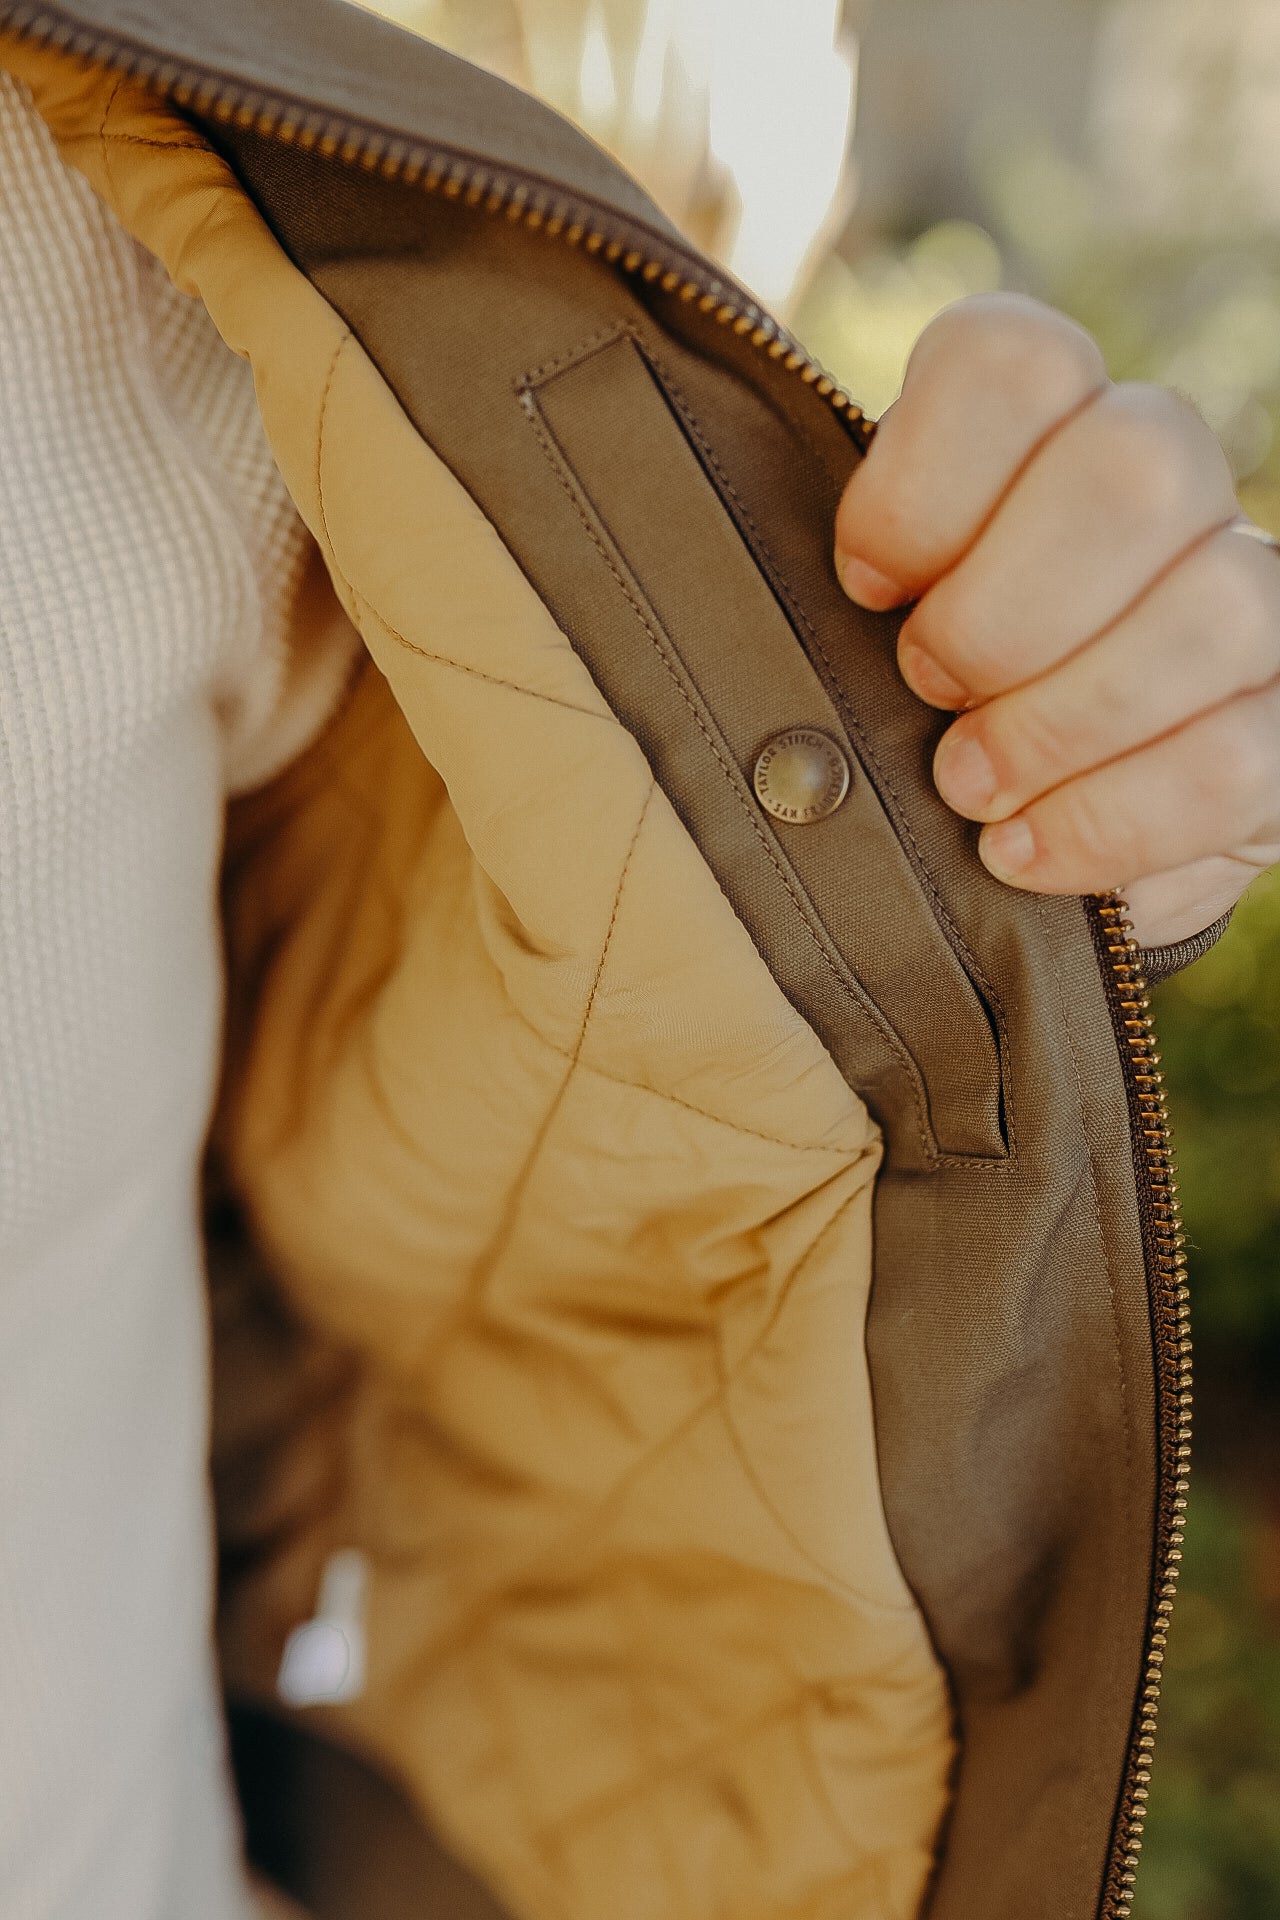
[1092,897,1191,1920]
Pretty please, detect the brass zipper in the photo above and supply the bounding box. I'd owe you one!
[0,9,1190,1916]
[1092,897,1191,1920]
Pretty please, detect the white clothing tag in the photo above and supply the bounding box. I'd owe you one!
[276,1549,370,1707]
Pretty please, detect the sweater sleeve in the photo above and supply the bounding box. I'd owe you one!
[1140,908,1234,985]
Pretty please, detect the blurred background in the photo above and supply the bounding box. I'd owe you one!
[368,3,1280,1911]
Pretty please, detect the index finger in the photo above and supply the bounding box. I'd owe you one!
[833,293,1107,609]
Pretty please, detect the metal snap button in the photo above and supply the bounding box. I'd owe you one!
[753,728,850,823]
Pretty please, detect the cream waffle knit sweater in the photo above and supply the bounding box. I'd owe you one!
[0,74,352,1919]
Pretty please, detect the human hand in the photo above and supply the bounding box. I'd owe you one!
[833,292,1280,948]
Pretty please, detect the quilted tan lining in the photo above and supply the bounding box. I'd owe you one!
[3,38,957,1920]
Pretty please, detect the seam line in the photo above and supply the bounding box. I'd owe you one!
[519,380,940,1164]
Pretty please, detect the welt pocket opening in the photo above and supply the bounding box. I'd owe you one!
[520,328,1009,1164]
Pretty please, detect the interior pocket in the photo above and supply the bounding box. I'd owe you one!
[523,329,1007,1162]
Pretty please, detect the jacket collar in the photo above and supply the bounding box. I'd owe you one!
[0,0,685,241]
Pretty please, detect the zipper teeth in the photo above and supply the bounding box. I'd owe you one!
[2,10,1185,1914]
[0,0,872,449]
[1094,897,1191,1920]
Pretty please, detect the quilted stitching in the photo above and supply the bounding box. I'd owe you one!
[6,49,957,1919]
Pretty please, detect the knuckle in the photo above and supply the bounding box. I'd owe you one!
[838,478,929,584]
[834,463,871,541]
[1056,780,1129,874]
[1211,696,1280,803]
[836,445,928,577]
[1003,689,1080,778]
[869,476,926,559]
[914,294,1105,415]
[912,587,999,688]
[1208,545,1280,683]
[1098,385,1233,522]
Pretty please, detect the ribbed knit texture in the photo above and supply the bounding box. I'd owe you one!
[0,74,349,1919]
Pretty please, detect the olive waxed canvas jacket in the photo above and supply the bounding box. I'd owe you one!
[0,4,1221,1917]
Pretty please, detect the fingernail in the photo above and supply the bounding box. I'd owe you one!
[899,642,969,710]
[935,731,998,813]
[980,818,1036,882]
[839,555,906,611]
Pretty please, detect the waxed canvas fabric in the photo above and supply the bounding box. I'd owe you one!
[0,14,1171,1920]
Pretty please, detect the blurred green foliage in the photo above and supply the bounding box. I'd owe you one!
[1161,879,1280,1369]
[1135,1477,1280,1920]
[797,121,1280,513]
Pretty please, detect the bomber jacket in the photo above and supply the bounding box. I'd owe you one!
[0,4,1228,1917]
